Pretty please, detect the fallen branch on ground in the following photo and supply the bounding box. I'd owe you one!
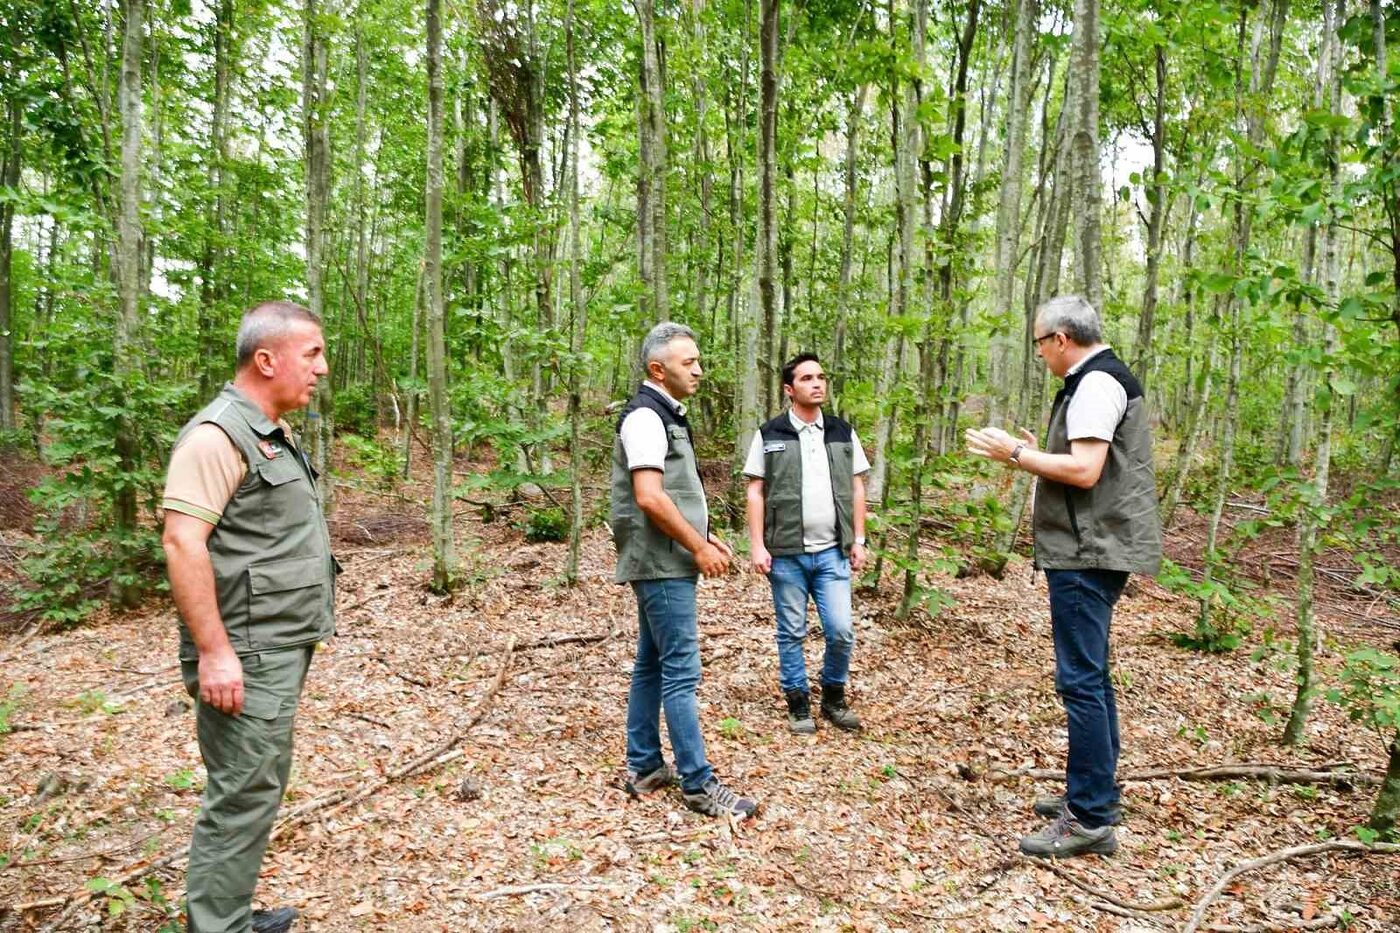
[1207,916,1344,932]
[516,626,616,652]
[475,882,626,901]
[1183,840,1400,933]
[24,638,516,932]
[986,762,1382,788]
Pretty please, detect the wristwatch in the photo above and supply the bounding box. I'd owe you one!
[1008,444,1025,465]
[854,536,867,546]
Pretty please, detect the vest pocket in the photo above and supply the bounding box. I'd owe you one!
[247,555,326,649]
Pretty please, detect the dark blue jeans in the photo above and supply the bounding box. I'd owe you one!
[625,577,713,793]
[1046,568,1129,829]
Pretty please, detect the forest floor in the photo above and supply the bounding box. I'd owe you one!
[1,446,1398,932]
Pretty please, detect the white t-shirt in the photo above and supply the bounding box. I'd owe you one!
[743,411,871,552]
[1064,347,1128,442]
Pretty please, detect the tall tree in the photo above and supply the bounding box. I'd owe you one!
[0,93,19,434]
[636,0,669,321]
[302,0,334,503]
[110,0,145,608]
[757,0,780,412]
[426,0,456,590]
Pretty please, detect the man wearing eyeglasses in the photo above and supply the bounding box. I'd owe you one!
[966,295,1161,859]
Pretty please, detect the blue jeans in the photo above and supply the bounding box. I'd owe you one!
[625,577,713,793]
[1047,568,1129,829]
[769,547,855,693]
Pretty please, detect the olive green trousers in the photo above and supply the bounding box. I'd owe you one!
[181,646,314,933]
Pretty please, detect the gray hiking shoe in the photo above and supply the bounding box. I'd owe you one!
[624,763,678,798]
[1019,809,1118,858]
[819,682,862,732]
[682,778,758,820]
[1032,794,1122,824]
[785,688,816,734]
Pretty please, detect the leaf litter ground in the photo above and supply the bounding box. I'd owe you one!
[1,467,1397,931]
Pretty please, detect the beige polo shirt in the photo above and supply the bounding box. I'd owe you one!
[162,419,293,526]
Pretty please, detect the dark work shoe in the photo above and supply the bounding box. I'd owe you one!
[819,682,862,732]
[682,778,758,820]
[1019,810,1118,858]
[252,907,299,933]
[625,763,678,798]
[1032,794,1122,825]
[784,688,816,734]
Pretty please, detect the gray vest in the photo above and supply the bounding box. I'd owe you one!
[1033,351,1163,575]
[173,384,337,659]
[757,413,857,557]
[610,385,709,583]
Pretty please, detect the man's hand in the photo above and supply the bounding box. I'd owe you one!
[850,542,869,572]
[751,542,772,575]
[966,426,1038,464]
[198,646,244,715]
[694,540,731,577]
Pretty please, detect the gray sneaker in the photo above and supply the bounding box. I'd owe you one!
[1019,809,1118,858]
[785,688,816,734]
[682,778,758,819]
[624,763,678,798]
[1032,794,1122,824]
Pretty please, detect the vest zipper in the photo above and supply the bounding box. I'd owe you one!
[1063,487,1082,544]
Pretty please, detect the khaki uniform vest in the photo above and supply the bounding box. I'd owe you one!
[173,384,337,660]
[1033,351,1163,575]
[610,386,708,583]
[756,413,857,557]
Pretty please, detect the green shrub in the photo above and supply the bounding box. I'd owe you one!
[522,506,569,543]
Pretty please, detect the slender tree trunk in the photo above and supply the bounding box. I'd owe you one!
[303,0,334,505]
[831,84,867,405]
[1132,43,1166,391]
[757,0,780,414]
[1283,0,1342,745]
[1370,733,1400,837]
[989,0,1034,426]
[565,0,587,584]
[729,0,758,516]
[1067,0,1102,311]
[353,19,372,423]
[110,0,145,608]
[401,267,424,479]
[690,0,710,341]
[636,0,669,321]
[426,0,456,590]
[0,95,21,435]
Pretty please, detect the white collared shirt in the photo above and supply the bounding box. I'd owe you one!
[619,382,687,471]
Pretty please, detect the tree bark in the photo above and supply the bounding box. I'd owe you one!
[1067,0,1102,312]
[1283,0,1341,746]
[636,0,669,321]
[110,0,145,608]
[426,0,456,590]
[1132,42,1166,392]
[302,0,334,506]
[0,94,21,435]
[197,0,234,400]
[831,84,867,405]
[565,0,587,584]
[1370,733,1400,838]
[757,0,780,414]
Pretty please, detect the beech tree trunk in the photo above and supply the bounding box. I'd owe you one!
[110,0,145,608]
[302,0,334,506]
[636,0,669,322]
[426,0,456,590]
[565,0,587,584]
[1067,0,1102,312]
[831,84,867,405]
[0,94,20,435]
[757,0,780,414]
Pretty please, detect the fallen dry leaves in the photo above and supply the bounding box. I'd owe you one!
[1,467,1397,932]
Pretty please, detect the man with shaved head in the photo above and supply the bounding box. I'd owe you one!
[163,300,336,932]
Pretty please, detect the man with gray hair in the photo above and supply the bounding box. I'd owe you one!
[163,300,334,931]
[610,321,757,819]
[966,295,1161,858]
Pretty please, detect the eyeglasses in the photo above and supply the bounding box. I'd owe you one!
[1031,332,1059,347]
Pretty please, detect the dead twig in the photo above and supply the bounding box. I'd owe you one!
[516,626,616,652]
[1207,916,1344,932]
[475,881,627,901]
[1183,841,1400,933]
[3,832,161,871]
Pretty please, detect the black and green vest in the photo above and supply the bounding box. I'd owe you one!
[757,412,857,557]
[610,385,709,583]
[172,384,338,660]
[1033,350,1163,575]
